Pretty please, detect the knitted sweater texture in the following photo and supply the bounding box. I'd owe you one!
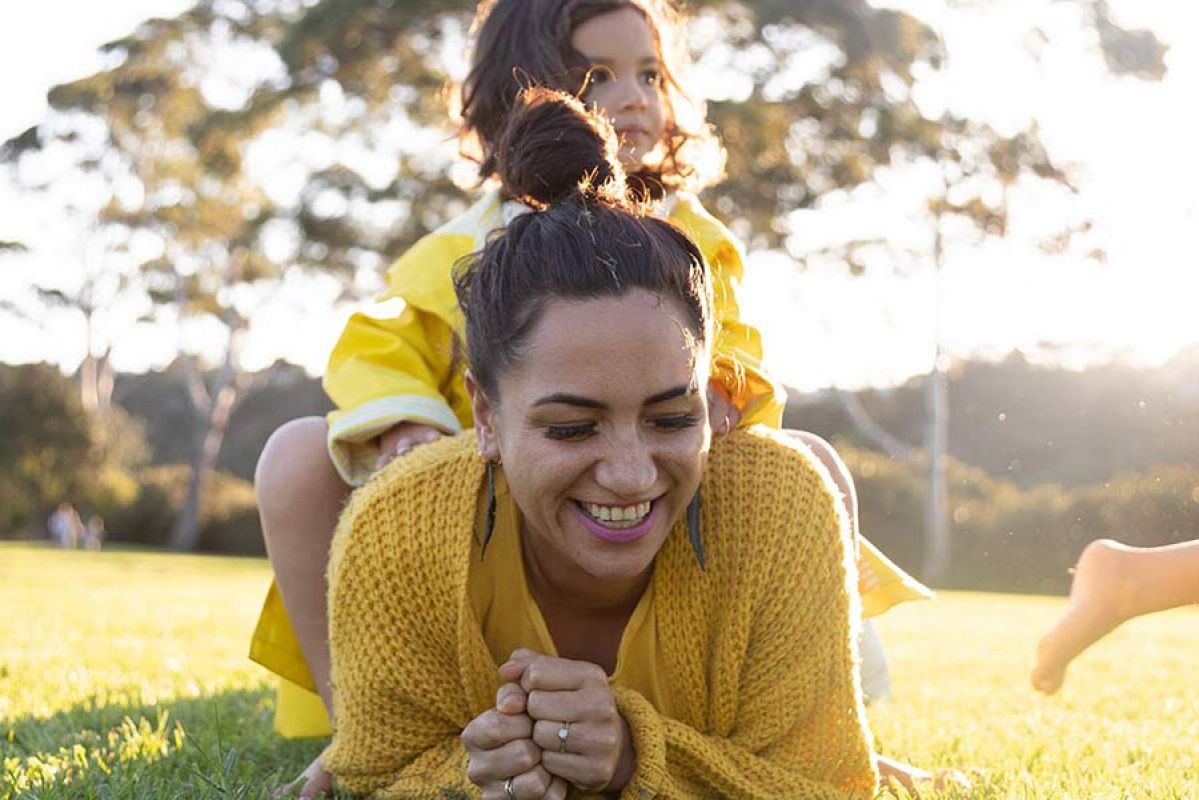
[324,428,877,799]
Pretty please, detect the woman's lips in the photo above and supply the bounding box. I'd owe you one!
[572,499,661,544]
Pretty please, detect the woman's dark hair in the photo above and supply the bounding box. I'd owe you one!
[457,0,725,196]
[454,87,713,400]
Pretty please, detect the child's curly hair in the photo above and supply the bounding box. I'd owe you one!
[457,0,726,198]
[454,86,713,400]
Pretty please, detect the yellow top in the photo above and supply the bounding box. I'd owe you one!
[322,189,786,486]
[324,429,878,799]
[468,468,675,720]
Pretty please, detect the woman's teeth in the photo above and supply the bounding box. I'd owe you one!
[582,501,651,528]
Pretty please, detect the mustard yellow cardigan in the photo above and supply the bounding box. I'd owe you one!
[324,429,878,799]
[322,189,786,486]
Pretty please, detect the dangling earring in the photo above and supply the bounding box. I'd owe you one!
[481,459,498,558]
[686,491,705,570]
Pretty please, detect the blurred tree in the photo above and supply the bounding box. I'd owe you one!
[0,0,1168,555]
[3,4,341,549]
[0,363,148,538]
[0,365,92,536]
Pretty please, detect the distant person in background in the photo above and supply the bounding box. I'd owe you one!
[83,515,107,550]
[1032,538,1199,694]
[48,503,82,549]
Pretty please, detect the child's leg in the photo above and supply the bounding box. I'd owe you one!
[786,429,892,686]
[858,618,892,702]
[255,416,352,713]
[787,432,973,793]
[1033,538,1199,694]
[787,431,858,539]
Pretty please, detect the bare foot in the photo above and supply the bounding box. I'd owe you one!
[274,750,333,799]
[877,754,973,795]
[1032,539,1137,694]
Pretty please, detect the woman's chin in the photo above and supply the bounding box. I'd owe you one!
[562,501,673,582]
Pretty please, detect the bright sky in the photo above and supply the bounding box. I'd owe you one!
[1,1,1197,391]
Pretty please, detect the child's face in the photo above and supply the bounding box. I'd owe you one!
[571,7,668,171]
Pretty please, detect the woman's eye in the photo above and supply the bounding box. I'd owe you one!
[545,423,597,441]
[652,414,699,432]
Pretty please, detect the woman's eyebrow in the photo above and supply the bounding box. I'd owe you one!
[532,384,693,409]
[533,393,608,410]
[645,384,694,405]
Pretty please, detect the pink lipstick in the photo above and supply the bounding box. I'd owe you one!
[572,500,660,544]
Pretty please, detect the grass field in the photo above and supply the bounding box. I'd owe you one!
[2,542,1196,799]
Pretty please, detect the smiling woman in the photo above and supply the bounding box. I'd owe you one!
[321,87,876,799]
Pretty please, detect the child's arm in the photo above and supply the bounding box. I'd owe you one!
[322,201,498,485]
[671,194,787,429]
[323,304,465,485]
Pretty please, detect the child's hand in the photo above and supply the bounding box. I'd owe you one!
[375,422,444,470]
[707,381,741,436]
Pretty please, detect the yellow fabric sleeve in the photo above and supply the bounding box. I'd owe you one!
[671,195,786,429]
[321,192,784,487]
[859,537,935,619]
[323,304,471,486]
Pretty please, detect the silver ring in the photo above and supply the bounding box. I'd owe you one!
[504,776,515,800]
[557,722,570,753]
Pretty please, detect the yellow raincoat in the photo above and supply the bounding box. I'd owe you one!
[251,188,930,739]
[320,189,786,486]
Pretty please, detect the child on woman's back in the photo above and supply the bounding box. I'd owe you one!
[253,0,951,794]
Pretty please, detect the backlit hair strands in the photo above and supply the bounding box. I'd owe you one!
[454,87,713,401]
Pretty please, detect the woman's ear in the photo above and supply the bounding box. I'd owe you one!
[465,370,501,460]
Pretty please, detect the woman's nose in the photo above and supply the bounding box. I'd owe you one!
[595,436,657,498]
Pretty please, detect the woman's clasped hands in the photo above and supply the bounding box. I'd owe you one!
[462,649,636,799]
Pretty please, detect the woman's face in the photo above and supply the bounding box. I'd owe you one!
[571,7,668,170]
[470,290,710,587]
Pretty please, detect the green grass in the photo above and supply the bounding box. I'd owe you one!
[2,542,1196,798]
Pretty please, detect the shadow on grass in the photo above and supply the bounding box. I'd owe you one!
[2,686,348,799]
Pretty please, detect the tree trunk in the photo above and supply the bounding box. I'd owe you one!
[923,361,950,581]
[923,198,951,582]
[79,309,98,414]
[96,346,114,416]
[169,335,244,551]
[834,388,916,462]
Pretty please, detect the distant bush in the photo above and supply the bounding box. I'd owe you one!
[837,442,1199,594]
[0,364,149,538]
[101,465,263,555]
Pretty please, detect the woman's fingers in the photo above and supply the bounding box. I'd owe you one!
[496,681,527,715]
[531,717,623,784]
[479,767,564,800]
[531,719,618,755]
[525,681,615,725]
[542,775,569,800]
[516,653,607,694]
[465,735,541,787]
[491,651,631,792]
[462,708,534,751]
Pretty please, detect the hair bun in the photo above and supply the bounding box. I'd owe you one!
[495,86,626,207]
